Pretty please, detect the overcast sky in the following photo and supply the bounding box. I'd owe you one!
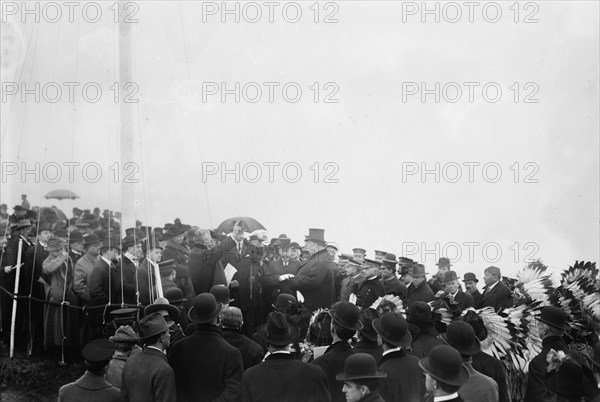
[1,1,598,279]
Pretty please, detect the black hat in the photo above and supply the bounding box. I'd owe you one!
[411,264,428,277]
[139,312,172,339]
[164,287,187,304]
[336,353,387,381]
[398,257,414,265]
[81,339,115,363]
[188,293,222,324]
[15,219,32,230]
[144,297,180,321]
[382,253,397,265]
[329,301,363,332]
[436,257,452,267]
[158,259,176,276]
[441,270,459,284]
[272,293,297,313]
[83,234,100,246]
[419,345,469,386]
[372,312,412,348]
[304,228,326,244]
[259,311,295,347]
[37,221,52,232]
[122,235,141,250]
[536,306,569,330]
[462,272,479,283]
[100,235,121,251]
[358,309,379,342]
[279,238,291,250]
[440,320,481,356]
[210,285,234,304]
[94,229,108,242]
[407,302,435,324]
[363,258,382,268]
[69,231,84,243]
[163,227,185,239]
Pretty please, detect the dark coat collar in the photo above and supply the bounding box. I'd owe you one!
[325,341,352,354]
[265,353,294,361]
[541,336,567,351]
[74,372,114,390]
[194,323,222,335]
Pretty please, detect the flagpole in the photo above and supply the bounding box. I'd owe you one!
[9,239,23,358]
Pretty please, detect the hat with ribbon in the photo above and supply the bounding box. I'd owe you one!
[164,287,187,305]
[411,264,428,277]
[138,312,172,339]
[144,297,180,321]
[436,257,452,267]
[462,272,479,283]
[441,270,459,284]
[304,228,326,244]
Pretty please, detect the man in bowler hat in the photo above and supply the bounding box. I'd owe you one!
[435,271,474,315]
[406,264,435,307]
[242,311,330,402]
[337,353,387,402]
[418,345,470,402]
[462,273,481,307]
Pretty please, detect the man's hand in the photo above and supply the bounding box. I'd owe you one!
[3,262,23,274]
[229,280,240,288]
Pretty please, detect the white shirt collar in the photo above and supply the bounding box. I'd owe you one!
[101,256,112,266]
[270,350,291,355]
[382,347,402,356]
[487,280,499,291]
[146,345,165,354]
[434,393,459,401]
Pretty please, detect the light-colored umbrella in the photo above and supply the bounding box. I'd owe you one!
[44,189,79,200]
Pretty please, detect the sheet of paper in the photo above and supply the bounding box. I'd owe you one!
[224,263,238,285]
[313,346,328,359]
[296,291,304,303]
[349,293,357,305]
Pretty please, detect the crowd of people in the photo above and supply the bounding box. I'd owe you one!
[1,199,599,402]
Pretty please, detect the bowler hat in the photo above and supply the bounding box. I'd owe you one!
[139,312,172,339]
[109,325,139,343]
[46,237,64,252]
[279,238,291,250]
[462,272,479,283]
[329,301,363,332]
[441,270,459,284]
[440,321,481,356]
[305,228,326,243]
[382,253,397,266]
[189,293,222,324]
[536,306,569,330]
[272,293,297,312]
[15,219,32,230]
[259,311,295,346]
[358,309,379,342]
[210,284,234,304]
[336,353,387,381]
[411,264,428,277]
[69,231,84,243]
[352,248,366,255]
[164,287,187,304]
[436,257,452,267]
[546,358,599,398]
[83,234,100,246]
[221,306,244,328]
[144,297,180,321]
[407,302,435,324]
[81,339,115,363]
[419,345,469,386]
[372,312,412,348]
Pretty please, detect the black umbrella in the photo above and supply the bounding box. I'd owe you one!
[215,217,265,234]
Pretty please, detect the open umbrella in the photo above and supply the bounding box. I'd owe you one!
[216,217,266,234]
[44,189,79,200]
[39,206,68,223]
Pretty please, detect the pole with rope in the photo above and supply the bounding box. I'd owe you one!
[9,239,23,358]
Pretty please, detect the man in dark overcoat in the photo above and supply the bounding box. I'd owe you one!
[405,264,435,307]
[353,259,385,310]
[476,266,513,310]
[379,253,406,299]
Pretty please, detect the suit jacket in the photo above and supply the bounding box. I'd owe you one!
[288,249,336,312]
[242,353,330,402]
[188,237,234,295]
[378,349,424,402]
[352,340,383,364]
[339,275,362,302]
[525,336,568,402]
[354,277,385,310]
[73,253,98,303]
[468,289,482,307]
[88,258,116,305]
[138,259,157,306]
[312,341,353,402]
[476,282,513,310]
[458,362,498,402]
[163,240,194,300]
[472,350,509,402]
[58,372,121,402]
[121,347,176,402]
[410,326,444,359]
[222,328,264,370]
[119,255,138,305]
[382,276,407,299]
[263,258,301,302]
[406,281,435,307]
[168,323,244,402]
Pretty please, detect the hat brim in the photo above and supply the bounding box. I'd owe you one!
[335,370,387,382]
[418,358,469,386]
[411,272,429,277]
[440,333,481,356]
[462,279,479,283]
[328,311,363,332]
[372,319,412,348]
[144,303,180,321]
[188,302,223,324]
[140,321,174,339]
[536,317,570,331]
[382,259,397,265]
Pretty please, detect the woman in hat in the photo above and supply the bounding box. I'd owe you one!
[106,325,140,389]
[337,353,387,402]
[42,237,78,351]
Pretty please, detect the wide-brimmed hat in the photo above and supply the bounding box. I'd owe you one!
[441,270,459,284]
[188,293,222,324]
[536,306,569,330]
[329,301,363,332]
[546,358,599,399]
[139,312,172,339]
[272,293,297,313]
[305,228,326,243]
[210,284,234,304]
[440,321,481,356]
[81,339,115,363]
[15,219,32,230]
[46,237,64,252]
[462,272,479,283]
[358,309,379,342]
[411,264,428,277]
[336,353,387,381]
[407,302,435,324]
[436,257,452,267]
[259,311,295,346]
[144,297,180,321]
[109,325,140,343]
[419,345,469,386]
[372,312,412,348]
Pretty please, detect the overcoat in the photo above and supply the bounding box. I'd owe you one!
[58,372,120,402]
[476,282,513,310]
[312,341,353,402]
[288,249,336,312]
[378,349,424,402]
[121,347,177,402]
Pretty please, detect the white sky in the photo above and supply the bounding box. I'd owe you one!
[1,1,599,280]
